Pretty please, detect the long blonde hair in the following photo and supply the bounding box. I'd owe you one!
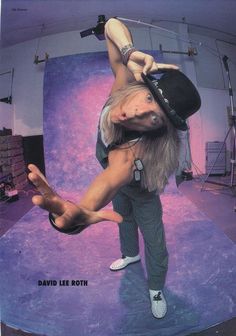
[101,82,180,192]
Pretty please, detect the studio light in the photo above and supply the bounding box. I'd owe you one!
[80,15,106,40]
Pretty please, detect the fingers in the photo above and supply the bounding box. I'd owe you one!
[32,194,63,214]
[32,194,65,215]
[72,207,123,226]
[96,209,123,223]
[133,72,142,82]
[146,62,180,75]
[156,63,179,70]
[32,194,45,207]
[28,164,66,216]
[28,171,54,198]
[55,208,123,230]
[143,55,154,75]
[54,211,75,229]
[28,164,50,186]
[28,164,56,199]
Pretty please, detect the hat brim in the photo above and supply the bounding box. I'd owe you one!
[141,73,188,131]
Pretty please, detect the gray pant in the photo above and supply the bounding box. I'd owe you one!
[112,184,168,290]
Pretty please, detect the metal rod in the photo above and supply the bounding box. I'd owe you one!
[159,44,197,56]
[9,68,14,101]
[0,70,12,76]
[161,50,188,55]
[116,16,182,38]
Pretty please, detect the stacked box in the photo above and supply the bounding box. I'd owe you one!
[0,135,27,189]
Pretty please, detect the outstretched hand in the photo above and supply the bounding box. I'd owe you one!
[127,51,179,81]
[28,164,123,232]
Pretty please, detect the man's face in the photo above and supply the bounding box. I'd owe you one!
[118,90,167,132]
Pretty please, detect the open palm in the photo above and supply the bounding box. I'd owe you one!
[28,164,123,233]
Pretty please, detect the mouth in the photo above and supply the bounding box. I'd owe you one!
[119,112,166,131]
[121,121,163,132]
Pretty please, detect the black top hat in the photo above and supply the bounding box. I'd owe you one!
[141,70,201,131]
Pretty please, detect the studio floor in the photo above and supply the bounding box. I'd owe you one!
[0,174,236,336]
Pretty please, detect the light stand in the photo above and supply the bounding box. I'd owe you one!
[201,55,236,192]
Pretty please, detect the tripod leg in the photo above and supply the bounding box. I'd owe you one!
[230,123,236,187]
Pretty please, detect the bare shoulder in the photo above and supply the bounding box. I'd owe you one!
[108,141,140,165]
[108,145,132,165]
[107,141,142,184]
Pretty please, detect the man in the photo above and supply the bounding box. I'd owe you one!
[28,18,201,318]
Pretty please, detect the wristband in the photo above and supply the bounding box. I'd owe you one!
[48,212,89,235]
[120,44,137,65]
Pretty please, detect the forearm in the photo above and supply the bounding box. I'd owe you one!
[79,165,133,211]
[105,18,133,50]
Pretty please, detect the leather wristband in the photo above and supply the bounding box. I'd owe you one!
[48,212,89,235]
[120,44,137,65]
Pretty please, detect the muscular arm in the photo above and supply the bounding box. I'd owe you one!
[104,18,179,90]
[79,147,134,211]
[28,146,135,229]
[105,18,133,73]
[105,18,135,92]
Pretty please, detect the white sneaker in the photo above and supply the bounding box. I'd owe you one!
[109,255,141,271]
[149,289,167,319]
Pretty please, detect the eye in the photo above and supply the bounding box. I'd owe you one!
[146,93,153,102]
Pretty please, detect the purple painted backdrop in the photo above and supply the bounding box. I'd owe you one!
[44,52,112,195]
[0,52,236,336]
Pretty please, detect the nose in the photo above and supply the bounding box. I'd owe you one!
[134,104,149,117]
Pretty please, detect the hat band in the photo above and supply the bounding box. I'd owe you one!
[153,85,188,131]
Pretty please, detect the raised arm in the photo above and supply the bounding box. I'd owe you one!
[105,18,179,91]
[105,18,133,75]
[104,18,135,92]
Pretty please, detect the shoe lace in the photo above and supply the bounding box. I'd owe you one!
[153,292,162,301]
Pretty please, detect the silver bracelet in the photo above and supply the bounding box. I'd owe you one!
[120,44,137,65]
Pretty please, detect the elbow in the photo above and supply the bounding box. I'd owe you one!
[105,18,120,27]
[105,18,120,35]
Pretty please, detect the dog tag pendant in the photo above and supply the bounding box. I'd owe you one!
[134,159,144,171]
[134,169,141,181]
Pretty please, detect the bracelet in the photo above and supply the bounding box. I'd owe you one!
[48,212,89,235]
[120,44,137,65]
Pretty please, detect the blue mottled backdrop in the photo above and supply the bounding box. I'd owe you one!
[44,52,112,194]
[0,52,236,336]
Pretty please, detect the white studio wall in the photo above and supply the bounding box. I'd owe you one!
[0,21,235,174]
[0,102,14,130]
[0,24,181,136]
